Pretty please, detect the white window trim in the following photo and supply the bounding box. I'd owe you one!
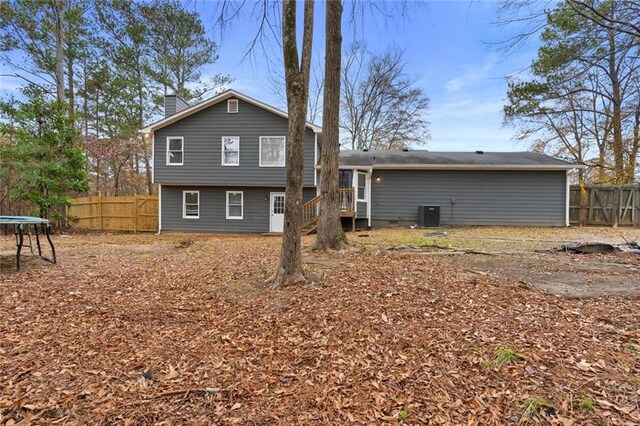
[356,171,368,202]
[221,136,240,166]
[166,136,184,166]
[226,191,243,220]
[227,99,238,113]
[259,136,286,167]
[183,190,200,219]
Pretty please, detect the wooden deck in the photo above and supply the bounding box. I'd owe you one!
[302,188,356,234]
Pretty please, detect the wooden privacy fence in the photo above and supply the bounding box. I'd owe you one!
[68,195,158,232]
[569,185,639,226]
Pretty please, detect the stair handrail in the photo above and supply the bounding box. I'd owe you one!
[302,188,354,227]
[302,195,320,226]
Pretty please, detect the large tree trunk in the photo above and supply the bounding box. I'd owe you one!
[313,0,347,251]
[52,1,66,103]
[608,28,625,184]
[67,56,74,115]
[268,0,314,288]
[137,68,154,195]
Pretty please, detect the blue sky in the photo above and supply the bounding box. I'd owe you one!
[0,0,542,152]
[195,0,541,152]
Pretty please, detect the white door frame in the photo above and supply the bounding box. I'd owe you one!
[269,192,286,233]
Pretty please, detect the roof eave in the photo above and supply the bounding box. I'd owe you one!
[330,164,584,170]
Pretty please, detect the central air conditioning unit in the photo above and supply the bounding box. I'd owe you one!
[418,205,440,227]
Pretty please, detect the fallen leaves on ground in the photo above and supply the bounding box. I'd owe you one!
[0,231,639,425]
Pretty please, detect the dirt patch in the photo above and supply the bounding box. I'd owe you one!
[380,226,640,298]
[443,251,640,298]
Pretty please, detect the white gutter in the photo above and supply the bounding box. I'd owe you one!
[317,164,582,171]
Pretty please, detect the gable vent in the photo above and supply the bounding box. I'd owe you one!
[227,99,239,113]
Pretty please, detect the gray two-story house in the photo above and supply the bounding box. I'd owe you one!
[141,89,581,234]
[142,90,321,233]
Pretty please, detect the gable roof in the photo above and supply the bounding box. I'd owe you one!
[337,150,583,170]
[140,89,322,134]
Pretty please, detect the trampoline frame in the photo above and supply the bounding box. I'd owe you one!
[0,216,57,270]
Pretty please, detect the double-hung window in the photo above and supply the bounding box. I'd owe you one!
[222,136,240,166]
[356,172,367,202]
[183,191,199,219]
[226,191,243,219]
[166,136,184,165]
[259,136,286,167]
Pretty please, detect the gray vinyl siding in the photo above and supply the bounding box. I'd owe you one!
[370,170,566,226]
[164,95,190,117]
[356,201,367,219]
[154,98,316,186]
[160,186,316,233]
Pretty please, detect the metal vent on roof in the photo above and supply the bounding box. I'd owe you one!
[227,99,239,113]
[475,150,484,154]
[362,148,368,152]
[402,147,410,152]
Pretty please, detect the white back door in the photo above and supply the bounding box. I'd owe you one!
[270,192,285,233]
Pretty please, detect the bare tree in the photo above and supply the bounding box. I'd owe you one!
[267,55,324,124]
[341,44,430,150]
[312,0,347,251]
[267,0,314,287]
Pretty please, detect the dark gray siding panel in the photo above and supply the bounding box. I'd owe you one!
[356,201,367,219]
[161,186,316,233]
[164,96,177,117]
[371,170,566,226]
[154,98,316,186]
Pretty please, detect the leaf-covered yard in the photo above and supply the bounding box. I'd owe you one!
[1,228,640,425]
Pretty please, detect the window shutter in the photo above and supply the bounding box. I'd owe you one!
[227,99,239,113]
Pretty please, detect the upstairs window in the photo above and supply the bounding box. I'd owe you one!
[166,136,184,165]
[222,136,240,166]
[226,191,243,219]
[183,191,199,219]
[259,136,286,167]
[227,99,238,113]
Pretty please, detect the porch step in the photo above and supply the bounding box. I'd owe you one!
[302,222,318,235]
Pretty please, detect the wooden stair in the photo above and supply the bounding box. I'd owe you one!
[301,222,318,235]
[301,195,320,235]
[300,188,355,235]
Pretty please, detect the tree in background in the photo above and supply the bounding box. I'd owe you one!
[142,0,232,103]
[1,0,230,201]
[95,0,155,193]
[0,0,90,110]
[0,91,88,219]
[503,0,640,185]
[341,44,430,151]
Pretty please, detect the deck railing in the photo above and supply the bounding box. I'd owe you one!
[339,188,354,213]
[301,188,355,226]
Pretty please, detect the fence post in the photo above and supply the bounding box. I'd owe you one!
[98,193,103,232]
[134,194,138,234]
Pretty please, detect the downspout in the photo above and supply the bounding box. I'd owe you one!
[157,184,162,234]
[367,169,372,228]
[314,132,318,189]
[565,169,570,227]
